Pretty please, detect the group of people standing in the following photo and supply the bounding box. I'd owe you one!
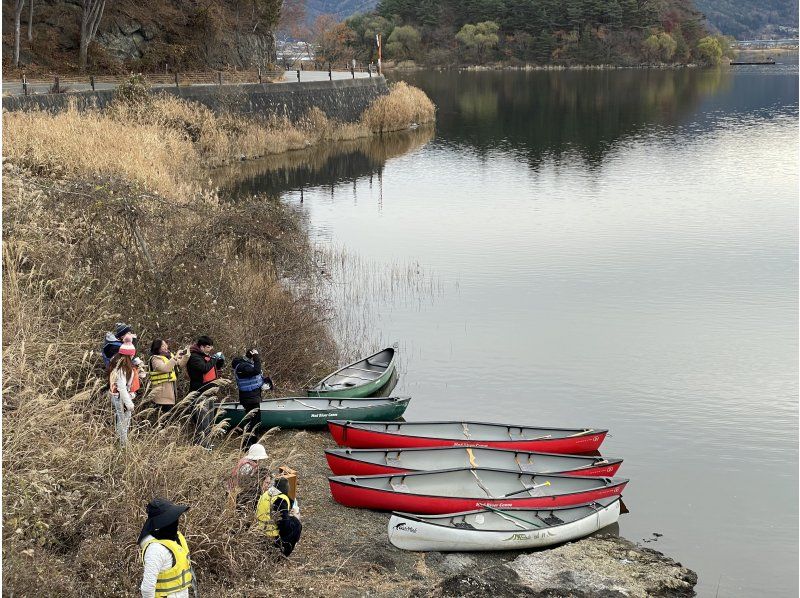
[102,323,271,449]
[101,323,298,596]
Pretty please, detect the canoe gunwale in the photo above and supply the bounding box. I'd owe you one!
[216,396,411,412]
[390,496,621,532]
[328,420,608,440]
[324,448,623,474]
[329,467,629,501]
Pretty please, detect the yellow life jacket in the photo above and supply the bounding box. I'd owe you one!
[256,492,290,537]
[149,354,177,386]
[140,532,193,597]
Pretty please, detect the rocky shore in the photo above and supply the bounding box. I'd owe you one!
[263,430,697,597]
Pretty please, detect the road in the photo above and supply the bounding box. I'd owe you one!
[2,69,374,96]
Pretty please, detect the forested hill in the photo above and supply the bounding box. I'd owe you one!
[328,0,734,66]
[694,0,799,38]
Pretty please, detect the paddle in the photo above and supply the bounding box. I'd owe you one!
[479,504,545,528]
[502,480,551,498]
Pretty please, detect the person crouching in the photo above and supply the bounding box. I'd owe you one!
[256,477,302,557]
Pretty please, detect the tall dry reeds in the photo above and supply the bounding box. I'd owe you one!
[1,165,339,594]
[2,81,435,200]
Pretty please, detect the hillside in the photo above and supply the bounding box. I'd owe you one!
[694,0,799,38]
[3,0,279,73]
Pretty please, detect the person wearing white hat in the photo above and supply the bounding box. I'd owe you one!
[226,443,271,509]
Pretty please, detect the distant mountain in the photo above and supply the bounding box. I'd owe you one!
[694,0,799,38]
[304,0,378,23]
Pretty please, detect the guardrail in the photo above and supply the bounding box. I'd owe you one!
[12,64,380,96]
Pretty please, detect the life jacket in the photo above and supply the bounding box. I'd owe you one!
[200,355,218,384]
[149,354,177,386]
[110,367,141,395]
[256,491,290,537]
[140,532,193,598]
[234,362,263,392]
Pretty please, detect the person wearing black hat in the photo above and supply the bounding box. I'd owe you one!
[139,498,195,598]
[256,477,302,557]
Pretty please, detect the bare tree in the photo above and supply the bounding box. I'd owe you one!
[27,0,34,42]
[79,0,107,70]
[14,0,26,67]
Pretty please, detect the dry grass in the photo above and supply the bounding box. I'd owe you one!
[1,81,438,595]
[362,81,436,133]
[2,82,435,200]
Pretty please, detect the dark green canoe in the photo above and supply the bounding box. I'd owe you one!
[216,396,411,430]
[306,347,397,398]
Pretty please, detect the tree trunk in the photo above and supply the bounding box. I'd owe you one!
[27,0,33,42]
[14,0,25,67]
[79,0,107,70]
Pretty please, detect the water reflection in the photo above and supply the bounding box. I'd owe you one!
[392,69,736,168]
[212,125,435,197]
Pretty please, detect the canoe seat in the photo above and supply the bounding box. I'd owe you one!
[390,479,411,493]
[541,513,564,525]
[453,521,476,530]
[367,359,390,367]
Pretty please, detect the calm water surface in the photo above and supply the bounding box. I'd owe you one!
[219,63,799,597]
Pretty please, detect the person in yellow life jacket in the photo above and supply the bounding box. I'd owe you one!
[138,497,195,598]
[256,477,302,556]
[148,339,190,413]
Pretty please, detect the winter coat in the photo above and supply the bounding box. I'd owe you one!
[148,352,190,406]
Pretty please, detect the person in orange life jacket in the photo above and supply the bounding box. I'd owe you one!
[138,497,195,598]
[186,336,224,393]
[186,336,225,449]
[148,339,189,413]
[108,342,145,446]
[231,349,274,448]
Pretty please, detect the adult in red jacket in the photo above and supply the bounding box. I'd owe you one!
[186,335,224,449]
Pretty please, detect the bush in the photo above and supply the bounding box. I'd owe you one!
[361,81,436,132]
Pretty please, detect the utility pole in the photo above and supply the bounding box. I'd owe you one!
[376,33,382,76]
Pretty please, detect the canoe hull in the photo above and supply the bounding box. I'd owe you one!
[388,500,621,551]
[325,448,622,477]
[264,399,409,428]
[329,475,627,514]
[215,397,410,430]
[328,421,607,454]
[307,348,397,398]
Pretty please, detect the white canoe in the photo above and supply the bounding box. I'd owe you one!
[388,496,621,552]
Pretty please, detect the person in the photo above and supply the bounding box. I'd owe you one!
[256,477,302,557]
[108,342,145,446]
[138,497,195,598]
[226,443,271,508]
[185,336,225,449]
[231,349,273,447]
[148,340,190,413]
[102,322,137,368]
[186,336,223,393]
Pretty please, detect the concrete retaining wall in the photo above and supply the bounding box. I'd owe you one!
[2,77,390,123]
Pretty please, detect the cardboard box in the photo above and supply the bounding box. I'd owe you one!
[277,465,297,501]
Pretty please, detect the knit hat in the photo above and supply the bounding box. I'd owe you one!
[114,322,132,339]
[118,342,136,357]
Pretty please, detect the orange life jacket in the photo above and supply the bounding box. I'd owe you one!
[201,356,218,384]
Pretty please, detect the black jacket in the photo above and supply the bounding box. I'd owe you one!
[232,354,262,401]
[187,345,219,392]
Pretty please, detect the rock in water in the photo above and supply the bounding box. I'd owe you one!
[510,534,697,597]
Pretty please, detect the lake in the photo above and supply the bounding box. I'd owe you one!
[217,61,799,596]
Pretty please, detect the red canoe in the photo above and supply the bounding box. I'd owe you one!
[329,468,628,514]
[328,420,608,454]
[325,446,623,477]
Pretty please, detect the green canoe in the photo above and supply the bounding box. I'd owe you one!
[306,347,397,398]
[216,396,410,430]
